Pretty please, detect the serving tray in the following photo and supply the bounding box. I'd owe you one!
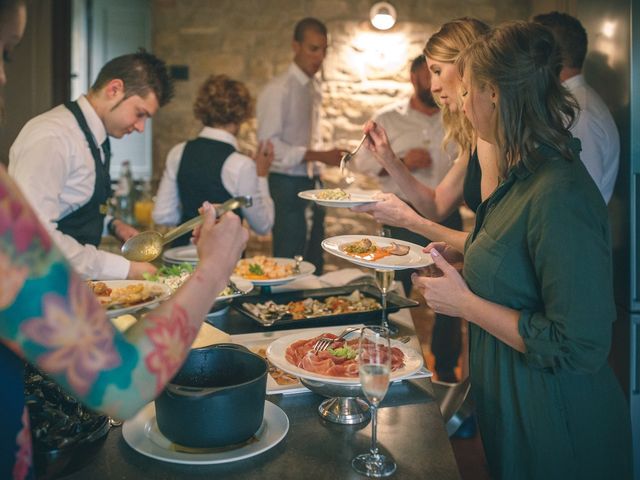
[232,282,418,328]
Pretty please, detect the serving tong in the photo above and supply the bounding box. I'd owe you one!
[339,134,369,182]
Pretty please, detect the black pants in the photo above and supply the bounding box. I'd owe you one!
[385,209,463,380]
[268,173,325,274]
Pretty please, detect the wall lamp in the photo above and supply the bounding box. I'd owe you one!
[369,2,397,31]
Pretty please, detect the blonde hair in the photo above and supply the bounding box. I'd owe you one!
[193,74,253,127]
[457,21,578,177]
[424,18,490,159]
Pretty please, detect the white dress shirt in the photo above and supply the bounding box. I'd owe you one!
[564,74,620,203]
[152,127,274,235]
[353,98,455,200]
[9,95,130,280]
[256,63,322,177]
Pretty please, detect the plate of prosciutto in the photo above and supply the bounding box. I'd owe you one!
[266,326,424,385]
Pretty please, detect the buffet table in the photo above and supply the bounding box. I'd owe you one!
[65,273,461,479]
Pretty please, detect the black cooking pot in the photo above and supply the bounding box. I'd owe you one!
[155,343,268,448]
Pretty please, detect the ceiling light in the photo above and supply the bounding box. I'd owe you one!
[370,2,396,31]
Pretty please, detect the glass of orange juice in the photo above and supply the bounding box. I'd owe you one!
[134,199,154,227]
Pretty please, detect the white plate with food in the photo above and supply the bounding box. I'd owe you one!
[298,188,380,208]
[88,280,171,318]
[266,326,424,386]
[233,256,315,286]
[122,401,288,465]
[162,245,198,265]
[232,327,430,395]
[143,263,253,301]
[321,235,434,271]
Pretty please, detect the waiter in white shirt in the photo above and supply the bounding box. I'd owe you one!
[9,51,173,280]
[153,74,275,242]
[256,17,346,273]
[533,11,620,203]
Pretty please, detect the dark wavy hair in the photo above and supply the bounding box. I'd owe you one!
[91,49,174,107]
[457,21,579,177]
[193,74,253,127]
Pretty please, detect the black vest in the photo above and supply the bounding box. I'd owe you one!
[57,101,112,246]
[174,137,241,246]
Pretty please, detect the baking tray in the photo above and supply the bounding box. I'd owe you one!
[231,282,418,328]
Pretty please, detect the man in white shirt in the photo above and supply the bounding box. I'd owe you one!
[534,11,620,203]
[354,55,461,383]
[153,74,274,240]
[9,51,173,280]
[256,17,345,273]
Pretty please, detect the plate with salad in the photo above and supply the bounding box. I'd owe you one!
[144,263,253,300]
[233,256,315,286]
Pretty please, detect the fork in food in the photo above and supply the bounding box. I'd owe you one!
[312,327,360,352]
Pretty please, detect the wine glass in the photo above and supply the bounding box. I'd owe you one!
[374,268,395,332]
[352,326,396,477]
[375,227,398,335]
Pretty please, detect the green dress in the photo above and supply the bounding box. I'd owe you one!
[463,141,632,480]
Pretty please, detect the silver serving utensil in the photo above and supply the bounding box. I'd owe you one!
[293,255,303,274]
[121,196,252,262]
[227,279,245,295]
[339,134,369,178]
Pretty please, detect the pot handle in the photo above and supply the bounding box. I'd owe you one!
[191,342,251,353]
[165,383,229,398]
[165,343,253,398]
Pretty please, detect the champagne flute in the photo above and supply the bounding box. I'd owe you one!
[352,326,396,477]
[374,268,395,331]
[375,226,398,335]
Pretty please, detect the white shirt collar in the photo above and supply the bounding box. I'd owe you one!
[289,62,313,86]
[198,126,239,149]
[76,95,109,146]
[562,73,586,90]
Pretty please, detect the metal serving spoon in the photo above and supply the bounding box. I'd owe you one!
[121,196,252,262]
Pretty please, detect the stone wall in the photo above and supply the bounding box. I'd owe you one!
[150,0,531,182]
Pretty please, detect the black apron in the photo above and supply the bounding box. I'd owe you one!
[174,137,242,246]
[57,101,112,246]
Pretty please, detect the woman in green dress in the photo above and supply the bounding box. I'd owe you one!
[409,21,632,479]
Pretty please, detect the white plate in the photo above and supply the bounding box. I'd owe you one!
[321,235,434,271]
[122,401,288,465]
[232,326,431,395]
[92,280,171,318]
[234,258,316,286]
[266,326,424,386]
[298,189,380,208]
[162,245,198,265]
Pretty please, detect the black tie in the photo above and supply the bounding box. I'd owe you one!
[101,138,111,165]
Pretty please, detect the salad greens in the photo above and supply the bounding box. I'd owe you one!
[328,345,357,360]
[143,262,194,281]
[248,263,264,276]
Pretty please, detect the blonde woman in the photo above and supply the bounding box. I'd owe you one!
[356,18,500,253]
[414,21,632,479]
[153,74,274,245]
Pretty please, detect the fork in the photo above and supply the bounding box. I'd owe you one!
[313,327,359,352]
[339,134,369,178]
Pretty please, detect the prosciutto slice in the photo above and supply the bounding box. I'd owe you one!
[285,333,405,378]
